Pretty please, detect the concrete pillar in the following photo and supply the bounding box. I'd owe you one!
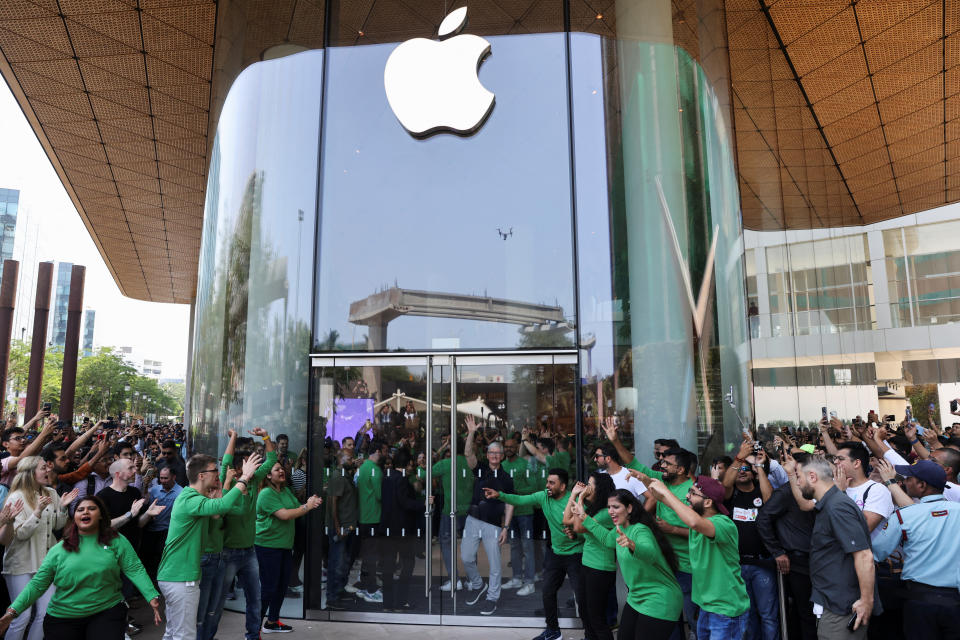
[25,262,53,419]
[0,260,19,407]
[59,265,85,424]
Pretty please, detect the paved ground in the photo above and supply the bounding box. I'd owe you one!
[131,606,550,639]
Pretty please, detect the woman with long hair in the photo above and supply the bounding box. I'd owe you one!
[563,472,617,640]
[1,456,77,640]
[0,495,161,640]
[255,462,321,633]
[571,489,683,640]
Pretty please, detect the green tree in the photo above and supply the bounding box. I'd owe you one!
[75,348,138,417]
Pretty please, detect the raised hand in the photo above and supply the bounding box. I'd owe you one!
[130,498,146,518]
[615,524,635,551]
[35,494,53,516]
[875,459,896,483]
[602,416,619,442]
[627,468,652,486]
[227,428,237,439]
[833,465,849,492]
[59,488,79,510]
[736,434,754,460]
[249,427,268,438]
[240,453,264,481]
[646,478,667,498]
[0,499,23,526]
[145,500,166,517]
[570,481,587,497]
[465,415,480,434]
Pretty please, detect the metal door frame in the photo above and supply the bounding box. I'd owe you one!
[308,350,580,627]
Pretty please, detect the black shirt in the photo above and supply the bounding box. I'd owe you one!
[724,485,767,560]
[97,485,143,548]
[755,483,816,573]
[809,486,881,616]
[469,465,515,527]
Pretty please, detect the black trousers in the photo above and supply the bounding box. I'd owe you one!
[784,569,818,640]
[358,525,383,593]
[577,564,615,640]
[43,602,127,640]
[139,529,167,582]
[619,603,678,640]
[542,549,582,630]
[382,536,418,609]
[902,597,960,640]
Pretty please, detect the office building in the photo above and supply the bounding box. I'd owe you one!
[0,188,19,280]
[48,262,72,349]
[82,309,95,357]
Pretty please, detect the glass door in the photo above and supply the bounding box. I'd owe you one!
[309,352,580,628]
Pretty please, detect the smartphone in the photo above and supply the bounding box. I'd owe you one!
[952,399,959,413]
[884,414,896,423]
[905,406,913,422]
[929,403,936,413]
[821,407,828,421]
[847,614,858,632]
[42,402,51,412]
[829,411,838,420]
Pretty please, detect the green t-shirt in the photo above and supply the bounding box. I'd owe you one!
[580,508,616,571]
[10,533,159,619]
[689,515,750,617]
[431,455,473,516]
[627,459,694,572]
[501,457,536,515]
[584,517,683,622]
[500,490,583,555]
[219,449,278,549]
[256,485,300,549]
[202,516,226,554]
[157,486,244,582]
[325,468,358,532]
[357,459,382,524]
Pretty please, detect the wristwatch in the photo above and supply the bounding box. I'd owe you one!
[882,479,897,487]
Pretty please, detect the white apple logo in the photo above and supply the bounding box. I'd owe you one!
[384,7,495,137]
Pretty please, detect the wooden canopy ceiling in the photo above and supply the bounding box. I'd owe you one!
[0,0,956,303]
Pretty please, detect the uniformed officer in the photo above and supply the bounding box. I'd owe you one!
[872,460,960,640]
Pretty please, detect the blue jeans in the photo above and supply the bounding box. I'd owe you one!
[215,547,262,640]
[461,516,502,601]
[697,610,749,640]
[741,564,779,640]
[509,514,535,583]
[197,552,225,640]
[438,514,466,581]
[671,570,700,640]
[326,530,354,600]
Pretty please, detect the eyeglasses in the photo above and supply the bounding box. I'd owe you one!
[660,460,679,469]
[654,451,665,458]
[688,487,706,499]
[594,453,607,459]
[197,468,218,475]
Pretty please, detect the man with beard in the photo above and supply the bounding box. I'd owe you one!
[484,469,582,640]
[648,476,750,640]
[593,442,647,497]
[796,455,879,638]
[326,451,359,607]
[603,421,699,637]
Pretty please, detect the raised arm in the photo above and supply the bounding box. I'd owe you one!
[819,418,839,456]
[268,493,322,521]
[874,460,912,508]
[723,437,753,499]
[755,450,774,502]
[464,416,480,469]
[65,420,103,456]
[602,417,636,467]
[8,416,56,471]
[646,478,714,538]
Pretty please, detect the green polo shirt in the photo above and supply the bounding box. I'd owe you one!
[499,490,583,555]
[357,459,382,525]
[689,515,750,617]
[219,449,278,549]
[580,508,616,571]
[431,455,473,516]
[157,486,244,582]
[501,457,537,516]
[627,459,694,572]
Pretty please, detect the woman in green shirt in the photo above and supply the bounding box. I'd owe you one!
[563,472,617,640]
[0,495,161,640]
[571,489,682,640]
[255,463,321,633]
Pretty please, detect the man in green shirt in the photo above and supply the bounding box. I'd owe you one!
[484,468,583,640]
[211,429,277,640]
[356,441,385,603]
[157,451,262,640]
[431,441,472,591]
[647,476,750,640]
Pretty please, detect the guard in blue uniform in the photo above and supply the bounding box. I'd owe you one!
[872,460,960,640]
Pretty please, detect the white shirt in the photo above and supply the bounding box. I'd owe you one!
[944,482,960,503]
[846,479,895,541]
[605,466,647,497]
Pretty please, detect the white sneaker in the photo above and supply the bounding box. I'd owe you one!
[501,578,523,589]
[344,583,359,594]
[440,579,463,592]
[357,589,383,603]
[517,583,536,596]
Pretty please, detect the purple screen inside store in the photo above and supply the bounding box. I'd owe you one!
[331,398,374,443]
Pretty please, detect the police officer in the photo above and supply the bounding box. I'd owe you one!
[872,460,960,640]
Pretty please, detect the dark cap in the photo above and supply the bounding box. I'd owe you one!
[694,475,730,515]
[894,460,946,490]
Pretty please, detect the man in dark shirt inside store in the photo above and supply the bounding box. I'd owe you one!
[462,415,515,616]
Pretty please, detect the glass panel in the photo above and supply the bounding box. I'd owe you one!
[313,28,575,352]
[310,359,431,614]
[446,359,576,619]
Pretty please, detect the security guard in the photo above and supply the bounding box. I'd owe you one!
[873,460,960,640]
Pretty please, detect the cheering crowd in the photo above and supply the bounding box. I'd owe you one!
[0,402,957,640]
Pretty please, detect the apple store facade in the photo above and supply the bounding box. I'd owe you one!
[187,0,752,626]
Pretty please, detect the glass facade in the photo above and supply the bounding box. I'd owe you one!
[188,0,751,625]
[49,262,72,349]
[0,188,19,280]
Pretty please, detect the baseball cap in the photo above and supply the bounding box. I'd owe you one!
[694,475,730,515]
[799,444,816,454]
[894,460,946,490]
